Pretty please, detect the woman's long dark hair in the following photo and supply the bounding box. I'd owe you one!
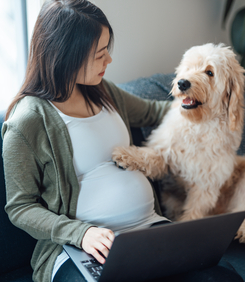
[6,0,115,120]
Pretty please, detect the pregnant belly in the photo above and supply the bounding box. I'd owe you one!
[76,161,156,231]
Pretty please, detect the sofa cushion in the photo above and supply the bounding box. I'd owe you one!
[0,111,36,279]
[0,265,33,282]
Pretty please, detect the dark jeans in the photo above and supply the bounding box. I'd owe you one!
[53,257,243,282]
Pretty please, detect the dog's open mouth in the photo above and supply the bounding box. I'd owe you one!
[181,97,202,109]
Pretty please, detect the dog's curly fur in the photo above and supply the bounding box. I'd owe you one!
[112,43,245,243]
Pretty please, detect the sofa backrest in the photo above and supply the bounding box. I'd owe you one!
[0,111,37,275]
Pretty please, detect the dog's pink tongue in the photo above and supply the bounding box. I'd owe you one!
[182,97,192,105]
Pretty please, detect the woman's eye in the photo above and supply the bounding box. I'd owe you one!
[206,70,214,77]
[97,54,105,60]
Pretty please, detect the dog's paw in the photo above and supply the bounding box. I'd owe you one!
[178,211,203,222]
[235,223,245,243]
[178,214,193,222]
[112,146,146,173]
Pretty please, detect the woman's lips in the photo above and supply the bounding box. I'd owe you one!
[99,71,105,77]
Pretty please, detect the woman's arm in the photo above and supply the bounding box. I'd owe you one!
[3,127,116,263]
[2,127,94,249]
[123,91,171,128]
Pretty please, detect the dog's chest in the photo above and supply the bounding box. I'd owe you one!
[159,111,221,154]
[154,110,233,183]
[171,125,213,153]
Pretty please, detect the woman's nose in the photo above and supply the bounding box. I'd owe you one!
[105,52,112,65]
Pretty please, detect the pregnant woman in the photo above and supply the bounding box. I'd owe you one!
[2,1,243,282]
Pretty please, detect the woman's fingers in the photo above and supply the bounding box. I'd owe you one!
[101,230,115,250]
[81,227,115,264]
[93,241,110,263]
[87,245,107,264]
[106,229,115,243]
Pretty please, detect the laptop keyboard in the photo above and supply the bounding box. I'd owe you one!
[81,259,103,281]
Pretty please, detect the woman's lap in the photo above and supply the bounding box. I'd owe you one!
[53,258,243,282]
[53,258,86,282]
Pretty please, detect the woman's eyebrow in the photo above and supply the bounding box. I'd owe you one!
[96,45,108,53]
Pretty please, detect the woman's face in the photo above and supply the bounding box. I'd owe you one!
[76,26,112,86]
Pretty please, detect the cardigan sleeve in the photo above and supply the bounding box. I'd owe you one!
[2,126,94,249]
[121,90,171,128]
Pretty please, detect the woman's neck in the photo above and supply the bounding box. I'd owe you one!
[51,84,101,118]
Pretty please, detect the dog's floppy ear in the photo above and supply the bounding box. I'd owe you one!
[227,60,245,132]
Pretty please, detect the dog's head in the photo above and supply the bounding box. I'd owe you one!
[171,43,245,131]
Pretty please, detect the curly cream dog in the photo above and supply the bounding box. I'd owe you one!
[112,43,245,243]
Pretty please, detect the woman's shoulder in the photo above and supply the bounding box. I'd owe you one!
[2,96,58,138]
[102,79,126,99]
[8,96,47,123]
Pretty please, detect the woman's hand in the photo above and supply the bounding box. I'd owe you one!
[81,227,115,264]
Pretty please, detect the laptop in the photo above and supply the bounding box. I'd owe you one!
[63,211,245,282]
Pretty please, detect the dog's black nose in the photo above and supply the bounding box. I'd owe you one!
[178,79,191,91]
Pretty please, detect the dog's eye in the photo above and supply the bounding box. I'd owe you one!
[206,70,214,77]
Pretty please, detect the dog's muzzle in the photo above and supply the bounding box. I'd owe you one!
[177,79,202,109]
[178,79,191,92]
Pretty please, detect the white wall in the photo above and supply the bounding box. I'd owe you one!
[93,0,245,84]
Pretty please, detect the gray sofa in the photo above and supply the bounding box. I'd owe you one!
[0,73,245,281]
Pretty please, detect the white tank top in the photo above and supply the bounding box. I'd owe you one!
[50,103,168,281]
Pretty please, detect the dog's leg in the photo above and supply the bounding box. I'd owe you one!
[228,184,245,243]
[112,146,166,180]
[178,185,220,221]
[226,156,245,243]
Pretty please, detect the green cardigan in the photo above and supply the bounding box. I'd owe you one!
[2,80,171,282]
